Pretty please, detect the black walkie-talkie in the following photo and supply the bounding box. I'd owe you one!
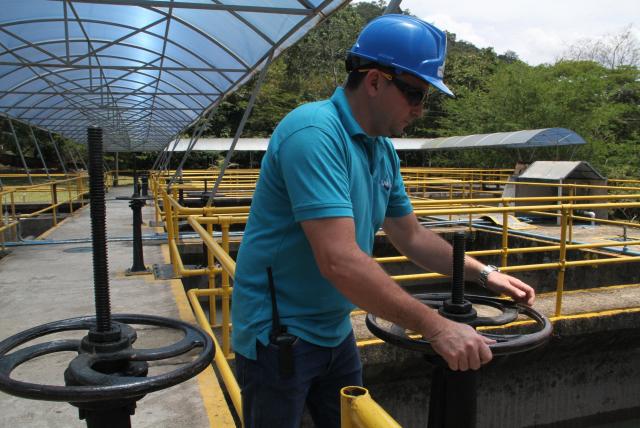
[267,267,296,378]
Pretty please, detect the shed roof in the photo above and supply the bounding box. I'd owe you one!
[0,0,348,152]
[518,161,606,181]
[164,128,588,152]
[413,128,586,150]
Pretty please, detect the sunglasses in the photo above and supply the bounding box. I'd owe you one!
[359,69,430,107]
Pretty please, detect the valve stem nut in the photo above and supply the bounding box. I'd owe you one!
[440,299,477,322]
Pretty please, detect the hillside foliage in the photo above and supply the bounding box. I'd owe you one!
[203,2,640,178]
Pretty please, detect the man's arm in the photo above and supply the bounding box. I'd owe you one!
[301,216,494,371]
[382,213,535,305]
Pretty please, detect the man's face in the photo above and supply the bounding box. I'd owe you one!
[376,71,427,137]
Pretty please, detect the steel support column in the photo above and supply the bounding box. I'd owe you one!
[114,152,119,186]
[206,50,274,206]
[168,103,221,189]
[28,126,51,180]
[49,132,68,174]
[66,146,80,171]
[161,136,182,172]
[7,118,32,185]
[74,146,88,170]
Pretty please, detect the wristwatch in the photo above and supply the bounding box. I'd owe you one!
[478,265,499,288]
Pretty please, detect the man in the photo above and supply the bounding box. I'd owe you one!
[231,14,535,427]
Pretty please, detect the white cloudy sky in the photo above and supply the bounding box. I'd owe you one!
[365,0,640,65]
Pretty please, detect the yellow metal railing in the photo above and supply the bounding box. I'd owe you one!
[185,214,243,423]
[151,168,640,428]
[340,387,402,428]
[0,174,94,240]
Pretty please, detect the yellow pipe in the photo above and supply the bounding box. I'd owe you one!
[501,209,509,268]
[188,216,237,276]
[340,386,402,428]
[206,222,217,328]
[187,289,242,424]
[410,193,640,207]
[221,219,232,357]
[189,215,238,356]
[555,208,569,316]
[414,202,640,217]
[389,255,640,284]
[168,239,208,277]
[51,183,57,226]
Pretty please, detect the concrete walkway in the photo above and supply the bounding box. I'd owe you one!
[0,186,220,427]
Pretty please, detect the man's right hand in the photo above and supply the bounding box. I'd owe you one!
[428,320,495,371]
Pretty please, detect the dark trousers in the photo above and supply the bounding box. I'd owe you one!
[235,331,362,428]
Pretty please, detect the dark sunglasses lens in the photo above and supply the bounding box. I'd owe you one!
[405,89,425,106]
[393,78,427,106]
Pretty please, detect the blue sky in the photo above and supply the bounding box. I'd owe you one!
[359,0,639,65]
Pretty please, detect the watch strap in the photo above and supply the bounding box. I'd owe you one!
[479,265,499,288]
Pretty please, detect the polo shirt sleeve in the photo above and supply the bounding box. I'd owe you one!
[385,144,414,218]
[278,126,353,222]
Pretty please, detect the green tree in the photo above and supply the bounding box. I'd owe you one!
[439,60,640,176]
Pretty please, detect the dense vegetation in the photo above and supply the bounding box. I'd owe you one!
[204,2,640,177]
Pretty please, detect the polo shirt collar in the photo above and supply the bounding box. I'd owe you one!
[331,87,377,144]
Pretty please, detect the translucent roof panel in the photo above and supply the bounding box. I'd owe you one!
[397,128,588,151]
[163,128,589,152]
[0,0,349,152]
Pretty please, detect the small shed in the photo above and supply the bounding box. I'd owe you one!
[505,161,608,222]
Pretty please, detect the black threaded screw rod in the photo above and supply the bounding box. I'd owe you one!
[87,126,112,332]
[451,232,466,304]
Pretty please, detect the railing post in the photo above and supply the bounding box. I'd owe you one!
[51,182,58,226]
[67,179,73,214]
[501,207,509,268]
[9,192,16,241]
[221,218,231,357]
[153,179,162,226]
[568,186,575,242]
[448,183,453,222]
[78,176,84,207]
[0,195,5,251]
[206,221,217,328]
[555,206,569,316]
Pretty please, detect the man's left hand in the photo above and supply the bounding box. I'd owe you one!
[485,271,535,306]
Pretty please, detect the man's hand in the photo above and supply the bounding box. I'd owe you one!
[485,271,535,306]
[427,319,495,371]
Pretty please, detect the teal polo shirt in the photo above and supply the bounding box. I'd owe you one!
[231,87,413,359]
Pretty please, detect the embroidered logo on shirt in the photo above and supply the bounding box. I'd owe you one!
[380,179,391,190]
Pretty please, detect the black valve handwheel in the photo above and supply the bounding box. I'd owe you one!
[0,314,214,402]
[366,294,552,356]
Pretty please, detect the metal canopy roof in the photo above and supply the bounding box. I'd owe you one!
[0,0,348,152]
[411,128,587,151]
[163,128,588,151]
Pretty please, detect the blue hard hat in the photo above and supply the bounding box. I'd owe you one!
[347,14,454,97]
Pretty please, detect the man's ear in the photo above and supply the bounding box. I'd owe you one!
[364,70,381,97]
